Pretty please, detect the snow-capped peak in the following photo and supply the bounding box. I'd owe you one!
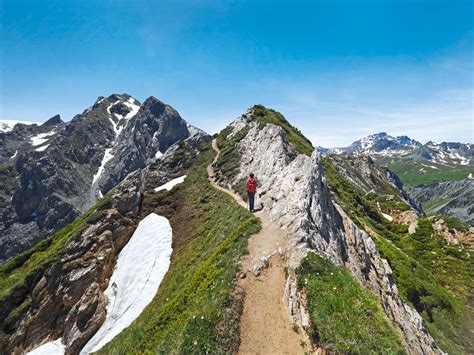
[331,132,422,156]
[106,95,142,136]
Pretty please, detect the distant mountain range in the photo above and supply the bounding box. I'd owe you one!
[330,132,472,166]
[327,132,473,225]
[330,132,422,156]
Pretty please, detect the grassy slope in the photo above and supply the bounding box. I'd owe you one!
[252,105,313,157]
[322,157,474,353]
[383,159,471,188]
[99,146,261,353]
[297,254,405,353]
[0,193,113,335]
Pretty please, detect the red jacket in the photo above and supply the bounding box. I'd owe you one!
[246,178,257,193]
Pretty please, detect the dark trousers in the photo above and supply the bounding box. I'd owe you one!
[247,192,255,211]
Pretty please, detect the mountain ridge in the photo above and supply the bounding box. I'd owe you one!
[0,102,472,354]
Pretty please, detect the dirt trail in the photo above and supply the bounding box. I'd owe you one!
[208,139,310,355]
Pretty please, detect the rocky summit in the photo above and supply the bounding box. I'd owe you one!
[0,101,472,355]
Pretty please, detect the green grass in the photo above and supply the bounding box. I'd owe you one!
[387,160,471,188]
[421,196,452,212]
[99,146,261,353]
[214,125,250,183]
[0,192,113,332]
[297,253,405,354]
[322,157,474,353]
[252,105,313,156]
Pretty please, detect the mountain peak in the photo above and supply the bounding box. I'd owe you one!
[332,132,422,156]
[41,114,63,127]
[228,104,313,156]
[142,96,176,116]
[143,96,166,106]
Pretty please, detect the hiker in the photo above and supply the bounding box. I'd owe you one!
[246,173,257,212]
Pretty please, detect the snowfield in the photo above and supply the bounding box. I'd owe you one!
[29,130,56,146]
[27,339,65,355]
[80,213,173,354]
[154,175,187,192]
[35,144,50,152]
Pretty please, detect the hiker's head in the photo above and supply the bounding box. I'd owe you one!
[249,172,254,178]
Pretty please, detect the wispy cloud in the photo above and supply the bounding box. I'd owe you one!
[263,41,474,148]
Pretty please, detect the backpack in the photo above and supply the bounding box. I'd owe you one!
[246,178,257,193]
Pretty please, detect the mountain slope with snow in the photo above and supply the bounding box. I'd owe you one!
[0,94,209,264]
[80,213,172,354]
[331,132,422,156]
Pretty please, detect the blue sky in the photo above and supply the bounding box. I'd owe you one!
[1,0,472,147]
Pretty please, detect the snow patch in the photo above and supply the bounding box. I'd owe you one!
[92,148,114,185]
[155,150,163,159]
[10,150,18,159]
[106,98,141,136]
[35,144,50,152]
[122,97,141,120]
[80,213,172,354]
[30,130,56,146]
[154,175,187,192]
[27,339,65,355]
[468,173,474,180]
[421,163,439,170]
[382,213,393,222]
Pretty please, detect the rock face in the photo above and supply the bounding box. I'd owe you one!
[0,94,207,264]
[98,96,205,194]
[213,107,440,354]
[1,134,208,355]
[0,115,65,164]
[408,179,474,226]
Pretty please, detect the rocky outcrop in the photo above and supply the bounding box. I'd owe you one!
[431,217,474,245]
[333,204,438,353]
[214,109,441,354]
[0,115,65,164]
